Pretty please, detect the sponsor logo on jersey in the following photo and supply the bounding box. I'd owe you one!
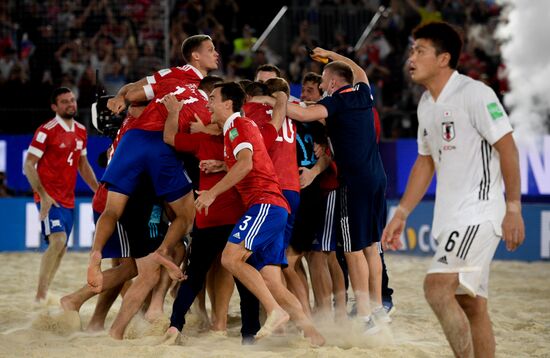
[229,128,239,141]
[487,102,504,120]
[423,128,428,137]
[442,121,455,142]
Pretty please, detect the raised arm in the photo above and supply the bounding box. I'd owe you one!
[107,78,149,114]
[311,47,369,85]
[251,96,328,123]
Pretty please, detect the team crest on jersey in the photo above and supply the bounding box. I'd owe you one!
[76,140,83,150]
[441,121,455,142]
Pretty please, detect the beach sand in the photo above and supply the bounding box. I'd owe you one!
[0,252,548,357]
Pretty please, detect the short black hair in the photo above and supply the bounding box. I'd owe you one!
[244,81,268,97]
[181,34,212,63]
[412,21,463,69]
[214,82,245,112]
[324,61,354,84]
[50,87,72,105]
[255,64,281,78]
[199,75,224,94]
[265,77,290,96]
[238,79,253,91]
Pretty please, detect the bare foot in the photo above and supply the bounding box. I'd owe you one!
[109,327,124,340]
[162,326,180,345]
[60,295,81,312]
[85,320,105,332]
[303,326,326,347]
[150,251,185,281]
[254,308,289,340]
[87,251,103,293]
[144,309,163,323]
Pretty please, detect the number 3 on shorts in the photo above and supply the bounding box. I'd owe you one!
[239,215,252,231]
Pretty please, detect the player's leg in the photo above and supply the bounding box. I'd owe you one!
[424,273,474,357]
[283,247,311,317]
[364,243,383,307]
[456,295,494,358]
[109,255,162,339]
[211,254,235,332]
[36,231,67,301]
[259,264,325,346]
[88,192,129,293]
[308,251,332,317]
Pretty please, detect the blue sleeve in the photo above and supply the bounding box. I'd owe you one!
[317,95,338,118]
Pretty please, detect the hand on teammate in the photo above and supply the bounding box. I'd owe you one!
[189,113,207,134]
[299,167,316,189]
[107,95,127,114]
[199,159,226,174]
[161,94,184,114]
[195,190,216,216]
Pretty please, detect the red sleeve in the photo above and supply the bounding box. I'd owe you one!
[174,132,208,154]
[28,125,49,158]
[229,120,254,157]
[373,107,381,143]
[260,123,278,150]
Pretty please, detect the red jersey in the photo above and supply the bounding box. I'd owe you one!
[128,78,201,132]
[28,116,88,208]
[242,102,300,192]
[146,64,203,94]
[174,132,244,228]
[156,88,211,133]
[223,113,289,212]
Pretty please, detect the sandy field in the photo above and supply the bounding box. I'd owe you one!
[0,252,548,358]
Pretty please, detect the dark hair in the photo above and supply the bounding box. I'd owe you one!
[214,82,245,112]
[181,34,212,63]
[50,87,72,104]
[324,61,354,84]
[199,75,224,94]
[255,64,281,78]
[238,79,253,91]
[412,21,463,69]
[264,77,290,96]
[244,81,268,97]
[302,72,322,86]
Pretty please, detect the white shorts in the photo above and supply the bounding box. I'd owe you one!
[428,221,500,298]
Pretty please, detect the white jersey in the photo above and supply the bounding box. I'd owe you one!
[417,71,513,237]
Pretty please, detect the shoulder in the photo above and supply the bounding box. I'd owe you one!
[41,118,58,132]
[74,121,87,132]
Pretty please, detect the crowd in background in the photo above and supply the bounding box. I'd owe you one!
[0,0,506,137]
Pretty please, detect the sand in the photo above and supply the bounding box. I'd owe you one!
[0,252,548,358]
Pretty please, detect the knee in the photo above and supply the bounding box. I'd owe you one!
[47,234,66,251]
[220,250,235,272]
[459,296,486,319]
[423,275,449,308]
[120,260,138,279]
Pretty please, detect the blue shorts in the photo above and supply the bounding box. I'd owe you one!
[282,190,300,249]
[229,204,288,270]
[102,129,192,202]
[94,211,131,258]
[311,190,337,252]
[37,203,74,244]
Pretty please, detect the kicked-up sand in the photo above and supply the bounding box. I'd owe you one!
[0,252,548,357]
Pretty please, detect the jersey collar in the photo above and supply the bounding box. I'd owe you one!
[55,114,75,132]
[198,89,208,101]
[432,70,459,103]
[223,112,241,135]
[334,84,354,95]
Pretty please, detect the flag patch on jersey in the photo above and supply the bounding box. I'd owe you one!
[229,128,239,141]
[487,102,504,120]
[441,121,455,141]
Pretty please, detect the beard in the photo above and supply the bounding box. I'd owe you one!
[59,109,76,119]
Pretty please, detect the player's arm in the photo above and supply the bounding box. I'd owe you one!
[195,149,252,215]
[252,95,328,123]
[78,155,99,193]
[189,114,222,135]
[107,78,149,114]
[492,133,525,251]
[382,154,434,250]
[310,47,369,85]
[299,145,331,189]
[267,91,289,132]
[162,94,182,147]
[24,153,57,219]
